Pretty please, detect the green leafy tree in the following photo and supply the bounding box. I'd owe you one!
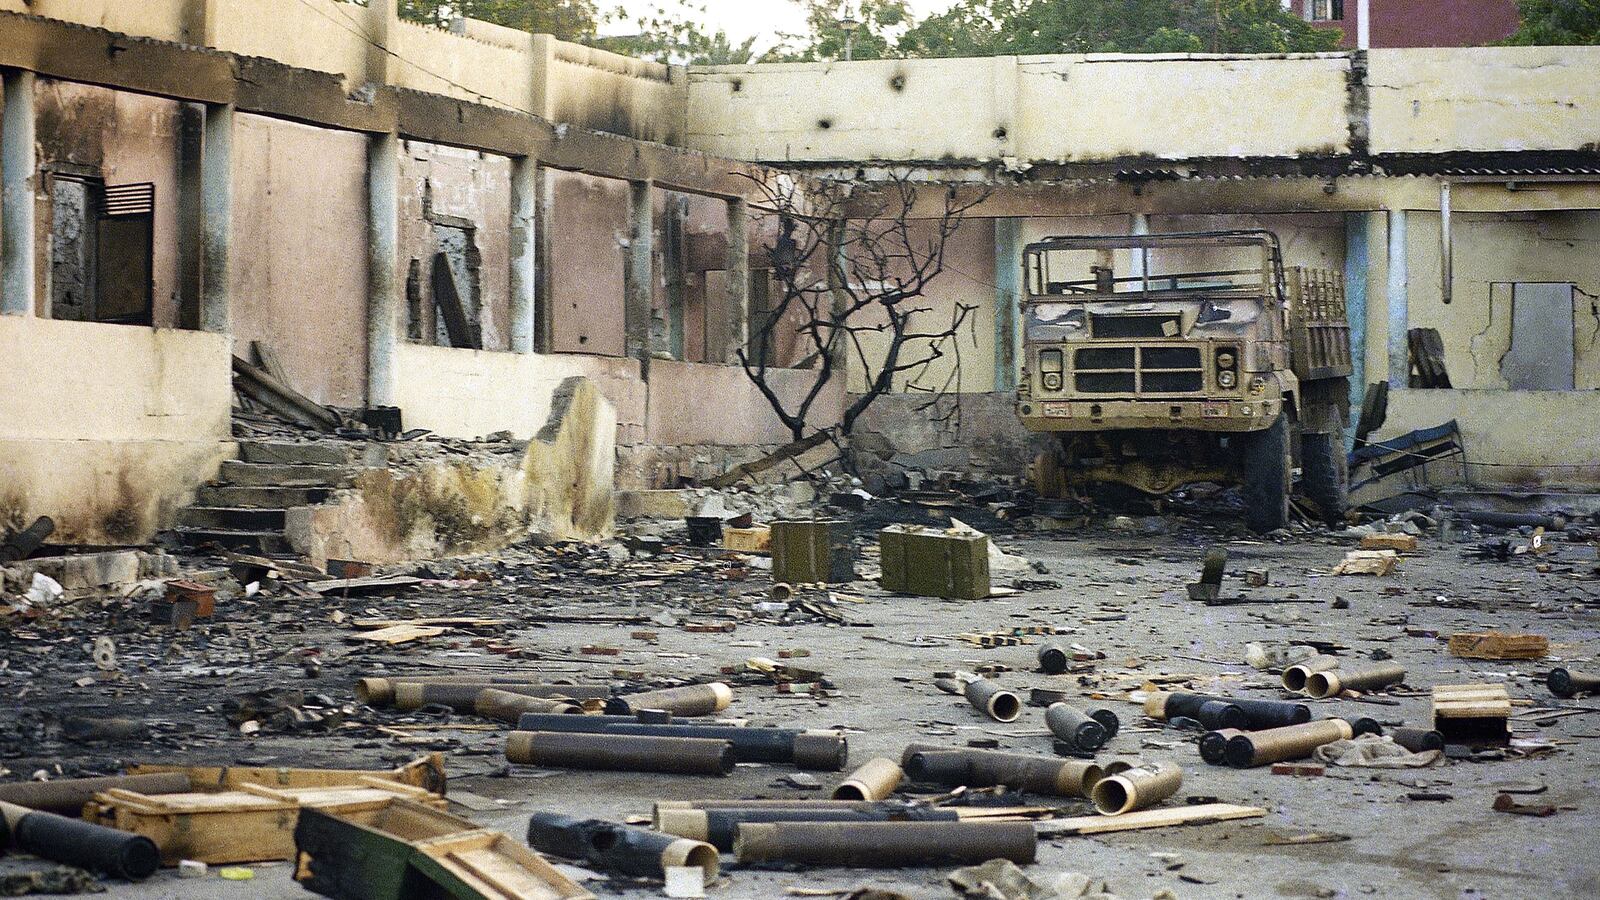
[1505,0,1600,44]
[397,0,600,40]
[900,0,1338,57]
[595,2,759,64]
[771,0,916,61]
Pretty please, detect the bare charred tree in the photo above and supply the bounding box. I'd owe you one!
[736,173,989,459]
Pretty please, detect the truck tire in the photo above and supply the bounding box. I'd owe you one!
[1240,415,1291,533]
[1300,430,1348,526]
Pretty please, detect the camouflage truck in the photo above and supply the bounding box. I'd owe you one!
[1015,230,1353,532]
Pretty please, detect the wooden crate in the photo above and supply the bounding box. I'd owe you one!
[295,798,592,900]
[1359,533,1419,553]
[1432,683,1511,746]
[89,778,444,864]
[1448,632,1548,661]
[879,526,991,600]
[722,526,771,554]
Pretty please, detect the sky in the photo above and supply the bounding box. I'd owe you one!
[601,1,962,51]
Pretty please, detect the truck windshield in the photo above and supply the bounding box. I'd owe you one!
[1023,232,1280,304]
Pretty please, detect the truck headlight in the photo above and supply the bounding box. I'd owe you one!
[1039,350,1064,392]
[1217,370,1237,389]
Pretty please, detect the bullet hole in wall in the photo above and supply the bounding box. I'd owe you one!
[818,119,832,130]
[889,74,906,92]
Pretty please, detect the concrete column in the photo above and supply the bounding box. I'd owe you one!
[625,179,654,368]
[367,133,401,407]
[1439,180,1452,306]
[1,69,37,317]
[533,165,555,353]
[1356,0,1372,50]
[993,217,1023,393]
[199,102,234,334]
[508,155,536,353]
[1129,212,1150,285]
[1385,209,1408,388]
[364,0,394,88]
[1343,211,1371,440]
[722,197,749,364]
[176,104,204,329]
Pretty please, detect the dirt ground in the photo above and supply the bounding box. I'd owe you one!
[3,506,1598,900]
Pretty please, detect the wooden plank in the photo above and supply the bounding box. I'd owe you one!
[1035,803,1264,837]
[1448,632,1548,660]
[1359,533,1419,553]
[348,624,446,645]
[311,575,425,595]
[129,754,445,795]
[431,252,483,350]
[354,617,510,630]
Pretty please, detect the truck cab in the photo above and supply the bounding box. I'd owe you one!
[1016,230,1352,531]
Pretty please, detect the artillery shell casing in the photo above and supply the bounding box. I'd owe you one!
[1153,692,1311,729]
[526,812,718,880]
[659,805,961,851]
[901,744,1102,798]
[734,820,1037,867]
[832,757,903,801]
[963,679,1022,722]
[1194,701,1248,731]
[605,682,733,717]
[474,689,580,722]
[358,676,607,707]
[1038,643,1070,674]
[1548,667,1600,698]
[0,773,191,817]
[1223,719,1354,768]
[1305,664,1405,699]
[1085,706,1120,739]
[1390,727,1444,753]
[2,801,160,880]
[1281,655,1341,694]
[514,714,847,770]
[1347,717,1384,737]
[653,799,885,827]
[506,731,735,776]
[1090,761,1183,815]
[1199,729,1245,766]
[1045,703,1108,751]
[392,682,606,712]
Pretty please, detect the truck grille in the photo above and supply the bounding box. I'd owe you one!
[1073,346,1204,394]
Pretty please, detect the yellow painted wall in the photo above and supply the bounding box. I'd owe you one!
[1381,390,1600,487]
[1368,47,1600,154]
[536,37,685,145]
[3,0,187,40]
[0,317,233,543]
[209,0,370,86]
[391,343,647,445]
[391,18,534,111]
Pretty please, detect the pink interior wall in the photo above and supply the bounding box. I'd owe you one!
[397,141,513,350]
[33,80,183,327]
[549,170,627,356]
[230,114,370,407]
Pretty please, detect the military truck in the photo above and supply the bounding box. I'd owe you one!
[1015,230,1352,532]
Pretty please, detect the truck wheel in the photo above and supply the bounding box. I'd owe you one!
[1301,430,1349,526]
[1240,415,1291,533]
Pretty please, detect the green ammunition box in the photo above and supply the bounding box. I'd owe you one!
[770,520,855,584]
[878,525,991,600]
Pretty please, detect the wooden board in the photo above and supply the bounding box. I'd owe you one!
[1433,683,1512,718]
[349,624,447,645]
[1448,632,1548,661]
[1359,533,1418,553]
[415,831,592,900]
[1331,549,1398,576]
[129,753,446,795]
[1035,803,1264,837]
[90,780,444,864]
[313,575,425,596]
[353,617,510,630]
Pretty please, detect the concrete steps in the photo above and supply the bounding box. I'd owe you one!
[173,440,381,556]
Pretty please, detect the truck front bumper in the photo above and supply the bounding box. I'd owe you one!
[1016,397,1281,433]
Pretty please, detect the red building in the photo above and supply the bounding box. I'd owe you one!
[1289,0,1521,49]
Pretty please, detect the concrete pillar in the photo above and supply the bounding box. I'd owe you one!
[1129,212,1150,285]
[199,102,234,334]
[367,133,401,407]
[1385,210,1408,388]
[625,179,654,369]
[176,105,204,329]
[723,197,749,364]
[1343,212,1371,441]
[1439,180,1452,306]
[993,217,1023,393]
[508,155,536,353]
[533,166,555,353]
[1,69,36,317]
[1356,0,1372,50]
[364,0,394,88]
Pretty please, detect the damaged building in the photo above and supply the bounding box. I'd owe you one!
[1,3,1600,899]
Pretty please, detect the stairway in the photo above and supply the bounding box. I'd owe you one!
[175,440,385,555]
